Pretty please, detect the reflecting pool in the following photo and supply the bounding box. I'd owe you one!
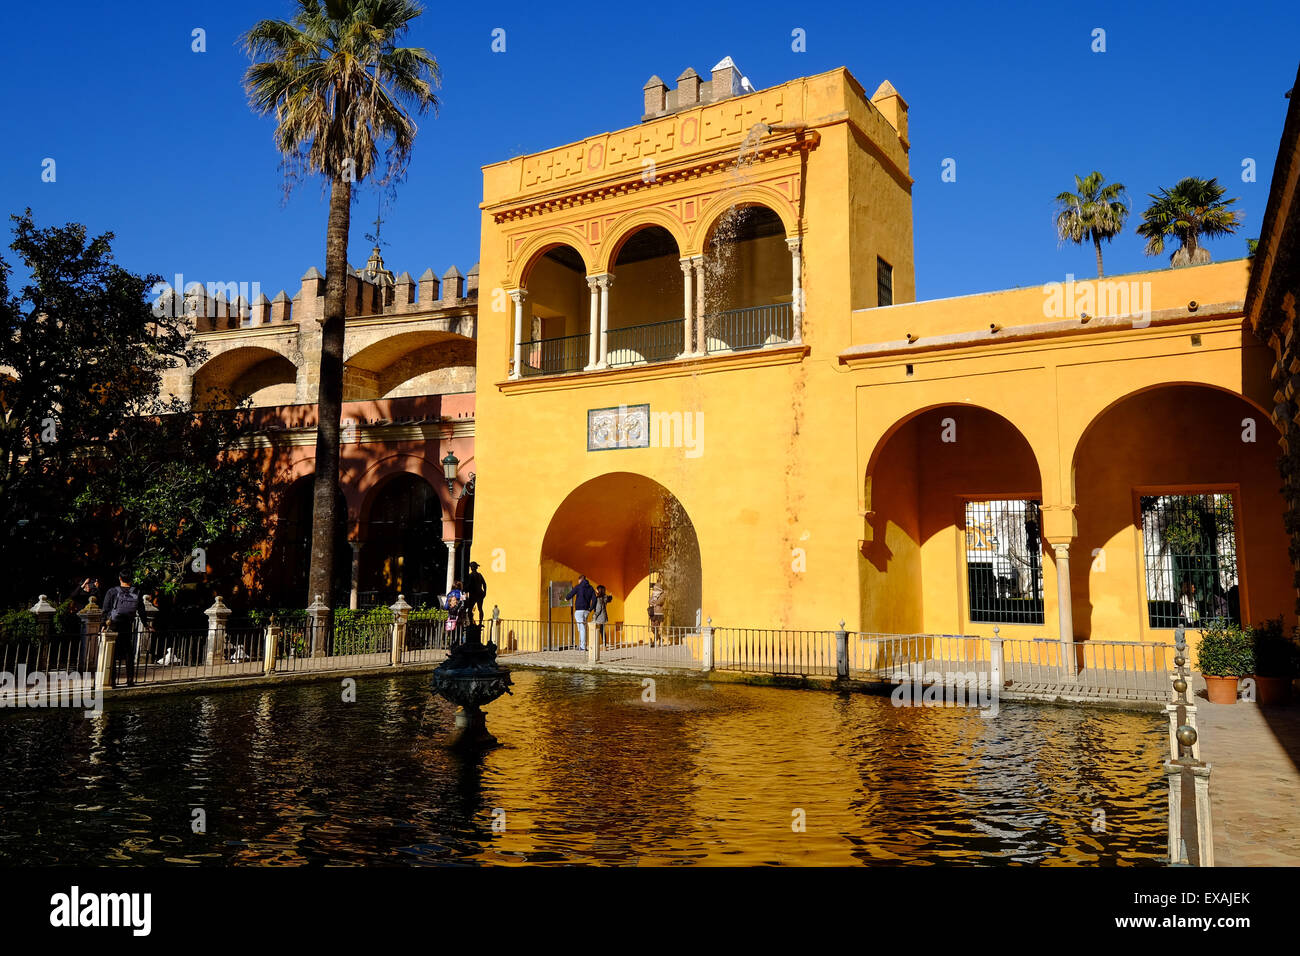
[0,670,1167,865]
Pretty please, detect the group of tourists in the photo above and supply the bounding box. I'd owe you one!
[564,574,667,651]
[443,560,488,643]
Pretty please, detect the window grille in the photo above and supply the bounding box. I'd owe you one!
[965,499,1045,624]
[877,257,893,307]
[1140,493,1240,628]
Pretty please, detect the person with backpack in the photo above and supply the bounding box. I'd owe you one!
[101,569,148,686]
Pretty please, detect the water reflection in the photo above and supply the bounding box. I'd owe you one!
[0,671,1166,866]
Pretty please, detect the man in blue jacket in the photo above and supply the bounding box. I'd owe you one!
[565,575,597,651]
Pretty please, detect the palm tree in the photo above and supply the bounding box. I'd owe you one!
[1135,177,1242,268]
[243,0,439,650]
[1054,171,1129,278]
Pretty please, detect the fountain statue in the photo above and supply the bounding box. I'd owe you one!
[430,606,513,750]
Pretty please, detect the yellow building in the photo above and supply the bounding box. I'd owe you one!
[471,61,1292,651]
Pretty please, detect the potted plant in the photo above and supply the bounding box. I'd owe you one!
[1249,617,1300,704]
[1195,619,1254,704]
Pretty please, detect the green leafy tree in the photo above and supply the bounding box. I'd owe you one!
[1054,171,1129,278]
[242,0,441,648]
[0,211,261,609]
[1136,177,1243,267]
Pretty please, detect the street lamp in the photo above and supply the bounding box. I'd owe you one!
[442,451,475,498]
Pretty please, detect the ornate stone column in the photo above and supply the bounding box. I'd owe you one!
[586,276,600,370]
[446,539,459,594]
[692,256,707,355]
[595,273,614,368]
[349,541,363,610]
[679,257,695,358]
[509,289,527,380]
[786,236,803,344]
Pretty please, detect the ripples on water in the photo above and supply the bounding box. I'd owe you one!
[0,671,1166,865]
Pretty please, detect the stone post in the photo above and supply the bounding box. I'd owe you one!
[1164,760,1186,864]
[204,597,231,666]
[509,289,527,380]
[786,237,803,344]
[679,258,695,358]
[78,598,102,675]
[701,616,714,673]
[835,619,849,679]
[307,594,330,658]
[138,594,159,668]
[585,276,600,370]
[990,625,1004,691]
[1192,763,1214,867]
[264,622,280,676]
[97,621,117,690]
[31,593,56,638]
[391,594,412,667]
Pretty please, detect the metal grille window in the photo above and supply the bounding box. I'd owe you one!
[964,499,1045,624]
[877,257,893,307]
[1140,493,1240,628]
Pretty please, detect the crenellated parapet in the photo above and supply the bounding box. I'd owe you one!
[159,248,481,409]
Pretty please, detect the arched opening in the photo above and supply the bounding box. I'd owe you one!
[269,477,350,607]
[192,347,297,408]
[520,244,591,376]
[861,405,1045,635]
[358,473,445,607]
[343,330,476,400]
[540,473,702,638]
[455,491,475,586]
[1071,384,1291,640]
[702,204,791,351]
[607,225,684,366]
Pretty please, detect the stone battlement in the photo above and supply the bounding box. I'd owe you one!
[155,249,479,334]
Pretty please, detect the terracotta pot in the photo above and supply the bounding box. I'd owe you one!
[1204,674,1240,705]
[1251,675,1293,705]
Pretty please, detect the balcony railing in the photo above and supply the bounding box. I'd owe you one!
[516,302,795,378]
[519,331,588,377]
[607,319,685,367]
[705,303,794,353]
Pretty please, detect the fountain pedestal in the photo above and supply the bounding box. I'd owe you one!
[430,624,513,750]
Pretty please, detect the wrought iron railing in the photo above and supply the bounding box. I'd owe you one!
[704,303,793,352]
[606,319,685,366]
[518,332,588,377]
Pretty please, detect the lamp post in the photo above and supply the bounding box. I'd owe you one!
[441,450,475,499]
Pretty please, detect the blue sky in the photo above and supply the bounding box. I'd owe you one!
[2,0,1297,302]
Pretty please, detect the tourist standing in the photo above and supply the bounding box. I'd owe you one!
[591,585,612,647]
[566,575,596,651]
[465,561,487,625]
[101,569,148,686]
[648,581,667,646]
[445,581,465,645]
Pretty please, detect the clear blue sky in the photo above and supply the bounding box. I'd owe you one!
[2,0,1297,302]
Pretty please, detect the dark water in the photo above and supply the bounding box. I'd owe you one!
[0,670,1167,865]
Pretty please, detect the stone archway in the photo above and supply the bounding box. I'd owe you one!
[539,472,702,634]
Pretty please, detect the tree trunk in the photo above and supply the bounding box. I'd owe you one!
[1093,235,1105,279]
[306,176,351,654]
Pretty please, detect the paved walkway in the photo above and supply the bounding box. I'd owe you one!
[1194,685,1300,866]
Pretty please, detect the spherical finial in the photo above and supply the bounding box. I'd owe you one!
[1174,655,1185,668]
[1177,725,1198,748]
[1173,677,1188,695]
